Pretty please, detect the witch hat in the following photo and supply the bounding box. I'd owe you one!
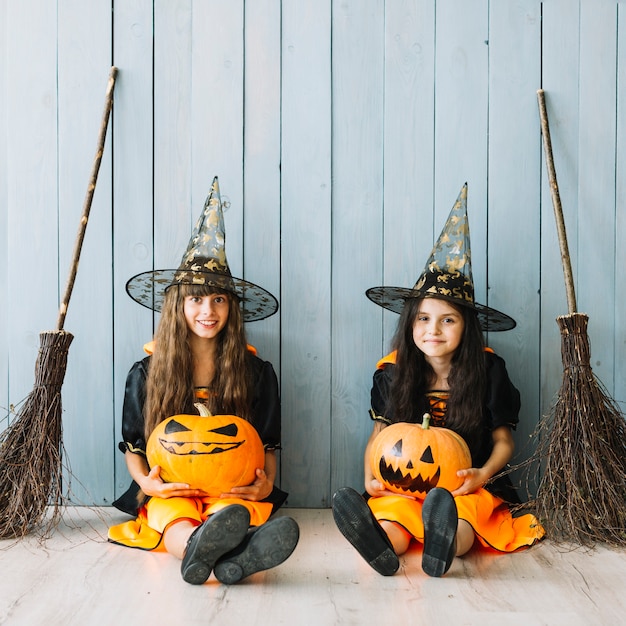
[366,183,515,331]
[126,176,278,322]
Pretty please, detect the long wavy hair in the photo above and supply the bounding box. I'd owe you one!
[388,296,487,450]
[143,283,251,442]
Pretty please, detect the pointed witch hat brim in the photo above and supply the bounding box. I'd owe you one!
[366,183,516,332]
[125,176,279,322]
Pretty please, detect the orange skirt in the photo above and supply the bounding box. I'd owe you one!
[108,496,273,551]
[368,488,545,552]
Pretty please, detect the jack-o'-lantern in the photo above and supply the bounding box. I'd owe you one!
[370,413,471,498]
[146,403,265,497]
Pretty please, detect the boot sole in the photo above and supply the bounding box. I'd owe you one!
[421,487,457,577]
[332,487,399,576]
[214,516,300,584]
[181,505,250,585]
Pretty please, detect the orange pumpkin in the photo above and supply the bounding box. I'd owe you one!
[146,403,265,497]
[370,413,471,498]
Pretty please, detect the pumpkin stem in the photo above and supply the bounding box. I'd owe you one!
[422,413,431,429]
[194,402,212,417]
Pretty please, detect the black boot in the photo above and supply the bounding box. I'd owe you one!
[214,516,300,584]
[181,504,250,585]
[331,487,399,576]
[421,487,457,577]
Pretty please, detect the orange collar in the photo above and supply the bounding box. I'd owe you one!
[143,339,257,356]
[376,347,494,370]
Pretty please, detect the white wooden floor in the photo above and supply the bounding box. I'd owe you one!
[1,507,625,626]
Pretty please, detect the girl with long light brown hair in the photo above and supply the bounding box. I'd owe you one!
[108,177,298,585]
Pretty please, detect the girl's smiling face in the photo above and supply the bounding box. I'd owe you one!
[412,297,465,362]
[183,292,230,340]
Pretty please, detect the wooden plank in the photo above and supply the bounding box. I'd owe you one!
[56,0,114,504]
[382,0,436,349]
[330,0,384,493]
[5,0,59,412]
[0,0,7,420]
[280,0,332,506]
[242,0,282,370]
[112,0,159,503]
[487,1,542,465]
[576,0,617,388]
[241,0,283,485]
[434,0,489,302]
[190,0,244,264]
[615,1,626,408]
[539,0,581,439]
[153,0,193,276]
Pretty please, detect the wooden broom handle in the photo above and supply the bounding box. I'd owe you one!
[56,66,118,331]
[537,89,577,314]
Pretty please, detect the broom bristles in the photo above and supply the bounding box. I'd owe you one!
[0,331,73,539]
[524,314,626,546]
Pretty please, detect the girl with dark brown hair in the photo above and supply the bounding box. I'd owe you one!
[332,185,544,578]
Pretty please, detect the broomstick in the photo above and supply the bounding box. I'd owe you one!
[0,66,118,539]
[531,89,626,546]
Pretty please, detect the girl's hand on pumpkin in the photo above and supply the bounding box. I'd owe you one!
[452,467,489,496]
[366,478,409,499]
[139,465,208,499]
[221,468,273,502]
[366,478,387,497]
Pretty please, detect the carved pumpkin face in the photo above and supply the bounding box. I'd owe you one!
[370,414,471,498]
[146,404,265,497]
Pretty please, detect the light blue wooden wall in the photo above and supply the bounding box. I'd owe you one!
[1,0,625,508]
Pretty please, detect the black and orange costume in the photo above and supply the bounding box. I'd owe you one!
[108,346,287,551]
[366,350,545,553]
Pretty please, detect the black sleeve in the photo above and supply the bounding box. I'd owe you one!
[249,356,281,449]
[370,366,393,424]
[119,357,150,456]
[485,352,520,431]
[248,355,288,511]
